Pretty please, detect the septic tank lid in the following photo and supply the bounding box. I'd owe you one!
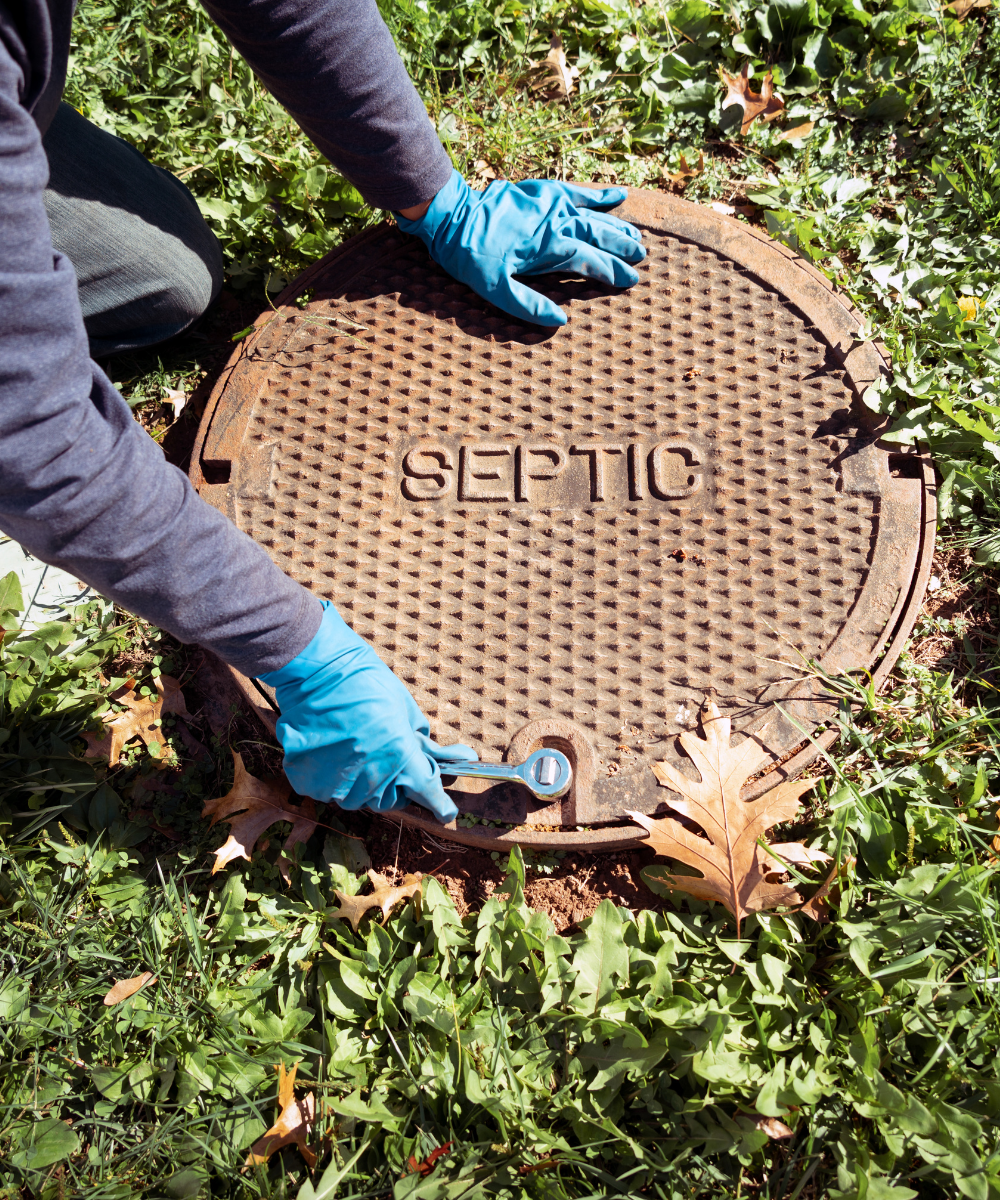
[191,188,934,852]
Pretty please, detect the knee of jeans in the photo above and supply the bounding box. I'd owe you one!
[158,237,224,327]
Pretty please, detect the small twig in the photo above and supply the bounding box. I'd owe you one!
[392,820,403,881]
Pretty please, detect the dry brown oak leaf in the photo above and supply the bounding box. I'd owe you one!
[245,1063,316,1169]
[103,971,157,1006]
[629,701,828,932]
[82,675,191,766]
[757,1116,795,1140]
[720,64,784,135]
[524,35,579,100]
[664,151,704,189]
[331,870,424,932]
[202,752,317,876]
[947,0,990,17]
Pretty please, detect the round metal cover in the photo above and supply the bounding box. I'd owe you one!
[191,188,934,851]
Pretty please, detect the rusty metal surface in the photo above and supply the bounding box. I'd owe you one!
[191,188,934,850]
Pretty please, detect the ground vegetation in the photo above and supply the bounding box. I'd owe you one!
[2,0,1000,1196]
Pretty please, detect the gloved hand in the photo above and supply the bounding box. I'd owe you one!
[397,169,646,327]
[259,601,476,822]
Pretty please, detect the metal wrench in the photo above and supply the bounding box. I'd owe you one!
[437,748,573,800]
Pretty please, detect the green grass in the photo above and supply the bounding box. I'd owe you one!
[3,0,1000,1195]
[2,667,999,1199]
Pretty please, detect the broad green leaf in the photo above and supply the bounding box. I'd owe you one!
[570,899,629,1013]
[896,1094,939,1137]
[128,1060,159,1102]
[0,570,24,618]
[215,873,248,945]
[331,1088,402,1131]
[88,783,122,831]
[0,976,29,1020]
[403,971,456,1033]
[866,1182,918,1200]
[323,831,371,881]
[213,1054,269,1099]
[164,1169,207,1199]
[9,1117,80,1171]
[577,1027,668,1090]
[91,1064,130,1101]
[197,196,237,221]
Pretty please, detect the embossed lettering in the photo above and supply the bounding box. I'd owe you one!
[401,444,455,500]
[516,444,568,502]
[459,444,513,501]
[649,440,703,499]
[401,438,707,505]
[628,443,645,501]
[570,444,624,502]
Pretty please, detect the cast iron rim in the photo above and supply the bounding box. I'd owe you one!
[190,188,935,852]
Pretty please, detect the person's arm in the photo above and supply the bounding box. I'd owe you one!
[200,0,646,326]
[0,28,474,819]
[0,30,322,677]
[200,0,453,212]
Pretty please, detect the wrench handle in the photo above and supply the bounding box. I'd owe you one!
[437,749,572,800]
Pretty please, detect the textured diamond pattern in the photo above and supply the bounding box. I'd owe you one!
[220,224,882,813]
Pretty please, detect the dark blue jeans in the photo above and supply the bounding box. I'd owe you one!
[42,103,224,358]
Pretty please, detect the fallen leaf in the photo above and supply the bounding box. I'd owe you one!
[525,35,580,100]
[777,121,815,142]
[202,752,318,875]
[720,64,785,135]
[82,675,191,766]
[163,387,187,421]
[757,1116,794,1139]
[664,151,704,189]
[628,701,820,933]
[473,159,498,186]
[245,1064,316,1168]
[330,869,424,932]
[946,0,990,17]
[798,855,855,923]
[406,1141,453,1177]
[103,971,157,1005]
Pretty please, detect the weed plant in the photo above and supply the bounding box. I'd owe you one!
[2,0,1000,1195]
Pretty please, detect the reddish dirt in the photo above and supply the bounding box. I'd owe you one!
[346,812,666,931]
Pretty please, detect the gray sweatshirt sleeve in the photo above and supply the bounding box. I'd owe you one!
[0,27,323,677]
[200,0,454,211]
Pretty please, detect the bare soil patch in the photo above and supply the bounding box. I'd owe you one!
[345,812,664,931]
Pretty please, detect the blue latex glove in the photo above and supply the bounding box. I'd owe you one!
[259,601,476,821]
[397,169,646,327]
